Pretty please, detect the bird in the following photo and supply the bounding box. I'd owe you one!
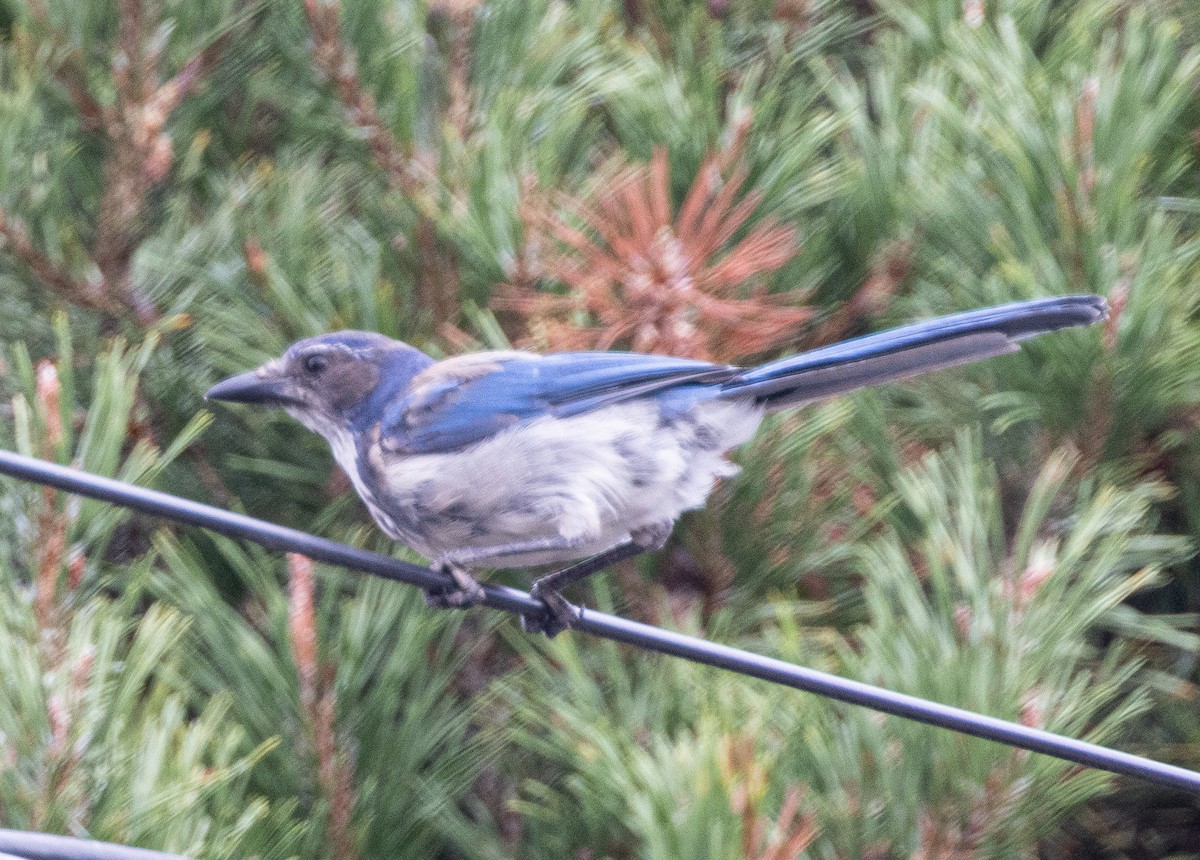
[206,294,1107,635]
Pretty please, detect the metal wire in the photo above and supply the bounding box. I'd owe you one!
[2,448,1199,795]
[0,829,188,860]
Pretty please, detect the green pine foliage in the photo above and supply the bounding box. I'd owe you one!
[500,434,1188,858]
[0,322,299,857]
[1,0,1198,856]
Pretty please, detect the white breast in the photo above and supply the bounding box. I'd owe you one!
[286,406,408,540]
[364,399,764,567]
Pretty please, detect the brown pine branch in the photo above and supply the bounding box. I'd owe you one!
[806,239,910,348]
[27,360,91,829]
[33,361,61,627]
[494,140,809,362]
[5,2,235,325]
[92,5,233,323]
[300,0,463,321]
[721,734,820,860]
[163,30,234,108]
[24,0,114,131]
[287,553,359,860]
[288,554,320,716]
[0,209,119,316]
[91,0,170,325]
[302,0,414,193]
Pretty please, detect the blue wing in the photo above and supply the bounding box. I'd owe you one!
[380,351,738,455]
[379,296,1107,454]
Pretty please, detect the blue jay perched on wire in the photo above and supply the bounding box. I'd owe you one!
[207,294,1106,635]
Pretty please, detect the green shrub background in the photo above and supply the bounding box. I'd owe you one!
[0,0,1198,856]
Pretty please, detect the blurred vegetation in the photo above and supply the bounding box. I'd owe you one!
[0,0,1198,856]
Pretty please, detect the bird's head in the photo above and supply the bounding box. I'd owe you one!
[205,331,433,435]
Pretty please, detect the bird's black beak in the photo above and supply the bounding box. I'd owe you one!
[205,369,301,407]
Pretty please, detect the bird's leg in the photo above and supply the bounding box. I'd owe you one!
[521,521,674,638]
[426,534,589,611]
[424,560,487,609]
[518,542,644,637]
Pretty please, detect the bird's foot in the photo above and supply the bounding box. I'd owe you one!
[631,520,673,551]
[425,560,486,609]
[520,584,582,638]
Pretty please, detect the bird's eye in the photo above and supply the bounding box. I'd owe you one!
[304,354,329,375]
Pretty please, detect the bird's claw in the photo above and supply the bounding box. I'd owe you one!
[423,588,479,609]
[425,561,485,609]
[520,586,581,638]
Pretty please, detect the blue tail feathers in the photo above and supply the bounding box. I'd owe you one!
[724,295,1107,411]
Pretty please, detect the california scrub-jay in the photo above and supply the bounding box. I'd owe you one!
[206,294,1106,634]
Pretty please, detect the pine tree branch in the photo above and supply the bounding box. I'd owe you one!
[0,209,120,316]
[91,0,170,325]
[300,0,461,319]
[24,0,114,132]
[163,30,233,108]
[94,5,233,324]
[302,0,415,193]
[8,0,235,325]
[288,553,358,859]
